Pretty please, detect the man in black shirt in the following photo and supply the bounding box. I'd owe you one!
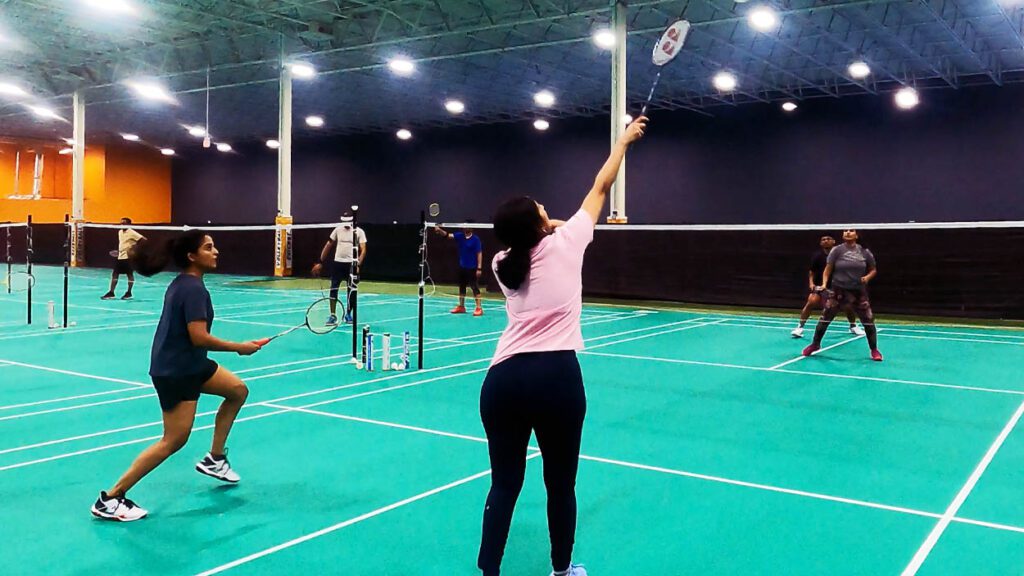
[791,235,862,338]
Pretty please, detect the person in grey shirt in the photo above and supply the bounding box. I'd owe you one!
[801,229,882,361]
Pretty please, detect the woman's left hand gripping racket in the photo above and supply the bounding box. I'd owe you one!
[255,298,339,346]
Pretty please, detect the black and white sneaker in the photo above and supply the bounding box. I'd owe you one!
[196,452,240,483]
[90,491,148,522]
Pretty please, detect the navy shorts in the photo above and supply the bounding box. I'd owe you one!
[151,359,219,412]
[114,259,133,275]
[330,262,355,291]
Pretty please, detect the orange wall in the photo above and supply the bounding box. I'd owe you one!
[0,140,170,224]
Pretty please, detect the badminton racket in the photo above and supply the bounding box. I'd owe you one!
[640,20,691,116]
[254,298,339,345]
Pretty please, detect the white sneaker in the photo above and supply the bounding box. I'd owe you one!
[791,326,804,338]
[550,564,587,576]
[91,491,148,522]
[196,452,241,483]
[850,325,865,336]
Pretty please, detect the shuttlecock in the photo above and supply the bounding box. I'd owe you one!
[355,362,364,370]
[391,363,399,370]
[70,321,77,326]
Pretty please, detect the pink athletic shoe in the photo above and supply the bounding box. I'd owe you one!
[871,349,883,362]
[802,343,820,357]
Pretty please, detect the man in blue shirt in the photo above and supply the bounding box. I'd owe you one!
[434,222,484,316]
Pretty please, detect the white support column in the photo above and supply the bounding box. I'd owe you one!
[277,65,293,219]
[274,62,294,277]
[72,91,85,220]
[608,0,628,224]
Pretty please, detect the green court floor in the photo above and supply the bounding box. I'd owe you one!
[1,265,1023,575]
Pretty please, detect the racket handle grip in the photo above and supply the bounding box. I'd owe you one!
[254,338,271,346]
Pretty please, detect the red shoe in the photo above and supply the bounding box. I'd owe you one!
[802,343,821,357]
[871,349,883,362]
[450,305,467,314]
[473,307,483,317]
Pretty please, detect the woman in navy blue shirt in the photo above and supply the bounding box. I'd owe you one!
[91,230,262,522]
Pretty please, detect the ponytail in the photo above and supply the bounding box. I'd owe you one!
[130,229,207,277]
[493,197,545,290]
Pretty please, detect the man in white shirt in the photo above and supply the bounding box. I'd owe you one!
[102,218,145,300]
[312,212,367,324]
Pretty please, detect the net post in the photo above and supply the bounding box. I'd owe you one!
[69,217,84,268]
[418,209,426,370]
[63,214,70,328]
[26,214,32,325]
[273,214,293,277]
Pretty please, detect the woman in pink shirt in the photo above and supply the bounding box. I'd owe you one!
[477,117,648,576]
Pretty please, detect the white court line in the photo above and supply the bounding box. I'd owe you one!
[269,407,1024,538]
[193,452,545,576]
[195,405,1024,574]
[262,405,940,519]
[695,309,1024,335]
[585,319,726,350]
[7,305,1024,548]
[876,326,1024,340]
[289,367,490,409]
[217,297,408,320]
[0,340,483,421]
[0,393,154,422]
[0,386,145,411]
[719,321,1024,347]
[880,333,1024,346]
[218,318,294,329]
[234,354,352,375]
[0,319,157,341]
[0,359,150,388]
[403,313,693,356]
[953,517,1024,535]
[0,311,666,426]
[0,313,665,464]
[262,404,496,446]
[900,399,1024,576]
[0,361,486,458]
[0,313,505,421]
[768,331,877,370]
[250,358,490,400]
[0,408,285,472]
[0,405,222,456]
[0,364,497,472]
[581,350,1024,396]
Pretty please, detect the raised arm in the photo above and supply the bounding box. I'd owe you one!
[580,117,648,224]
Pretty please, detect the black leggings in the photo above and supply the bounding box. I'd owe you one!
[812,287,878,350]
[478,351,586,576]
[459,267,481,297]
